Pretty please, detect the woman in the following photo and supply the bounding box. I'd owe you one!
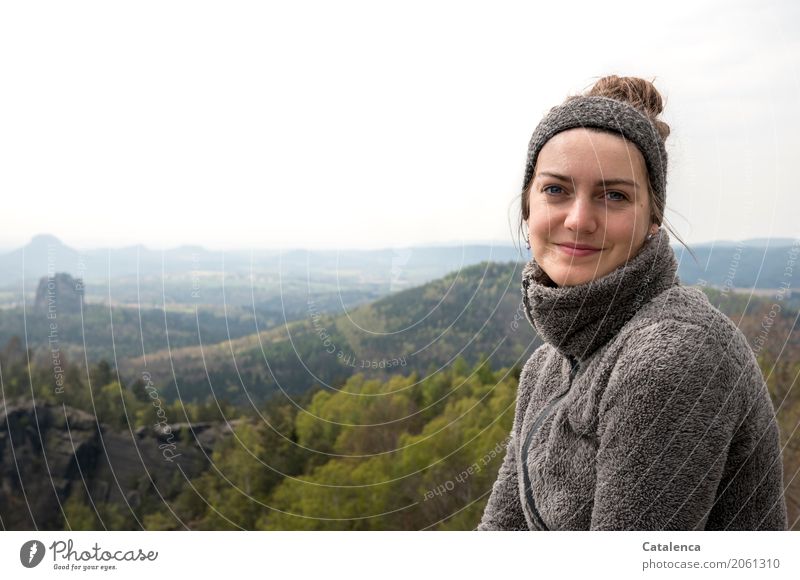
[477,76,787,531]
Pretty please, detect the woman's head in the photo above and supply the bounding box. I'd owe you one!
[519,75,679,287]
[527,127,658,286]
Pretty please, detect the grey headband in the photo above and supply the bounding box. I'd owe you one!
[522,95,667,216]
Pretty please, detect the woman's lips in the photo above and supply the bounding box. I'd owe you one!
[556,244,602,257]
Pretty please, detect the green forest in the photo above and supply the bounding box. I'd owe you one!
[1,325,798,530]
[0,338,518,530]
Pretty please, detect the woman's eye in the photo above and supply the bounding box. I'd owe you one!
[606,191,627,201]
[543,185,564,196]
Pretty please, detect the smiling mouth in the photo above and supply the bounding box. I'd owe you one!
[555,244,603,256]
[555,242,603,250]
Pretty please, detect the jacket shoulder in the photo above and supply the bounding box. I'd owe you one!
[611,285,763,403]
[624,285,753,362]
[631,284,723,328]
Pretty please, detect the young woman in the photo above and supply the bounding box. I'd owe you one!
[477,76,788,531]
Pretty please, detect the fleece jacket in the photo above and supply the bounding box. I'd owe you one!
[477,228,788,530]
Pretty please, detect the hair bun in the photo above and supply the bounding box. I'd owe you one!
[585,75,670,141]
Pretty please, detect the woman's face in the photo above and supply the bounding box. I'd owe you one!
[527,127,657,287]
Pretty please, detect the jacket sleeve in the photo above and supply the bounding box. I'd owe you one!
[591,319,744,530]
[476,428,528,530]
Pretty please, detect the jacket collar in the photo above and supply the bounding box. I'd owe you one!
[521,227,680,362]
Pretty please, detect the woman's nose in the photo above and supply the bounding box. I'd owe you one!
[563,194,598,233]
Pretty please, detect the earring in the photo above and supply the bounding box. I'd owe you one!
[525,238,531,250]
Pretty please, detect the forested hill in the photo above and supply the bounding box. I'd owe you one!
[115,261,537,404]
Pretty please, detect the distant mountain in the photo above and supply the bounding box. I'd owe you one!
[2,233,797,292]
[692,237,796,248]
[0,235,526,293]
[674,242,800,289]
[0,234,82,286]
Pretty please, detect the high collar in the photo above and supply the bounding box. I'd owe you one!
[521,227,680,362]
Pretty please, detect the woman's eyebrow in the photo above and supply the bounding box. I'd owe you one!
[536,171,639,189]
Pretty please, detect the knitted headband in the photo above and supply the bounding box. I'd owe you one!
[522,95,668,217]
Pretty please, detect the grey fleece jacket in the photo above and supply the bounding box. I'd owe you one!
[478,228,788,530]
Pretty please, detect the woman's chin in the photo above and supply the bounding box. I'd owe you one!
[545,263,607,287]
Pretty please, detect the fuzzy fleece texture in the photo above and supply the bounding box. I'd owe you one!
[477,228,788,530]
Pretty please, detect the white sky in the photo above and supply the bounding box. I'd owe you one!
[1,0,798,251]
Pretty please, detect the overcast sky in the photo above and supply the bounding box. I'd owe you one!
[1,0,798,251]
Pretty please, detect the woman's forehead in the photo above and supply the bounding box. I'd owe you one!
[535,128,647,179]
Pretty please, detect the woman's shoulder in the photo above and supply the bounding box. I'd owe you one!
[598,284,773,430]
[618,284,756,373]
[625,284,738,336]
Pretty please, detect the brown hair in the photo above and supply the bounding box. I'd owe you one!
[519,75,692,255]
